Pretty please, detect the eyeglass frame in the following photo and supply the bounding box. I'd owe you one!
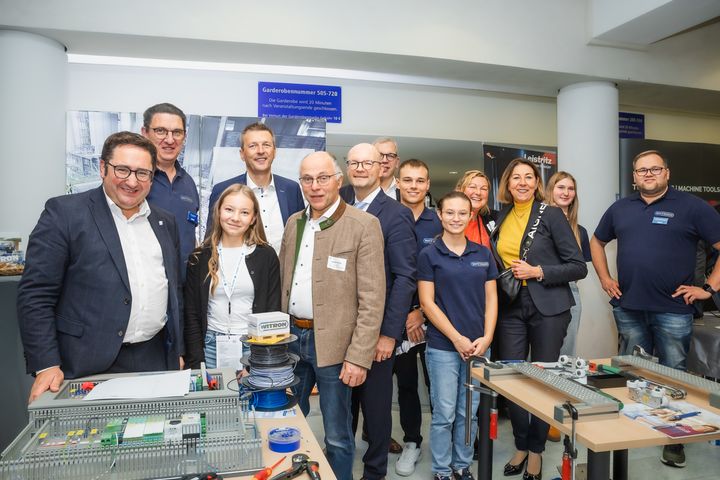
[379,152,399,161]
[149,127,186,140]
[633,166,667,176]
[298,172,342,186]
[105,161,154,182]
[346,160,381,170]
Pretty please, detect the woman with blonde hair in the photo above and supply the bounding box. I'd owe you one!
[492,159,587,480]
[455,170,496,249]
[545,172,592,357]
[184,184,280,369]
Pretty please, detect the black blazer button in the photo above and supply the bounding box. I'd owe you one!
[123,298,130,305]
[117,330,124,337]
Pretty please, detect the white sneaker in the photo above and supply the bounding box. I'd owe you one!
[395,442,422,476]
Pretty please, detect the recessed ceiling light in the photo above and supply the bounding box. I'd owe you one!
[449,171,458,174]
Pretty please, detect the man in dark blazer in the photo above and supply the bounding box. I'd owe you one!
[18,132,183,403]
[341,143,417,480]
[206,122,304,252]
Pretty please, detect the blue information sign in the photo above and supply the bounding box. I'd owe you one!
[619,112,645,139]
[258,82,342,123]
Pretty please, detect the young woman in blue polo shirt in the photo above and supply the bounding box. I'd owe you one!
[418,191,498,480]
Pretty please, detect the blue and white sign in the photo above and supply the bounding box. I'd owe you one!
[258,82,342,123]
[619,112,645,139]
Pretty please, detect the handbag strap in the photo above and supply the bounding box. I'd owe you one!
[491,203,547,266]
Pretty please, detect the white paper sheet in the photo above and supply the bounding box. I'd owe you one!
[83,370,191,400]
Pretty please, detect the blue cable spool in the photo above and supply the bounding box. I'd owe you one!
[268,427,301,453]
[252,389,290,410]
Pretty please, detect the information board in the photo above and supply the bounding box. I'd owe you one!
[258,82,342,123]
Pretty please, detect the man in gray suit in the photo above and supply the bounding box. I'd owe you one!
[18,132,183,403]
[279,151,385,480]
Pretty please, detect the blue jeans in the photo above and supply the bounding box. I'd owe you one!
[289,326,354,480]
[612,307,693,370]
[203,329,245,369]
[560,282,581,356]
[426,347,480,476]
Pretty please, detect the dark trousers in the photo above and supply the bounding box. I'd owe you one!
[106,329,169,374]
[351,352,395,480]
[393,342,430,445]
[496,288,570,454]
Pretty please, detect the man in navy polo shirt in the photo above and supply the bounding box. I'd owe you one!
[142,103,199,275]
[393,158,442,476]
[591,149,720,468]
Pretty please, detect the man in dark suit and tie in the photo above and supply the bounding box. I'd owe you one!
[341,143,417,480]
[206,122,304,253]
[18,131,183,403]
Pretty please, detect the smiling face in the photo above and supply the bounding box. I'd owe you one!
[463,175,490,213]
[508,163,538,203]
[398,164,430,208]
[552,177,576,210]
[300,152,341,219]
[141,113,185,169]
[633,153,670,197]
[100,144,154,218]
[347,143,381,192]
[241,129,276,177]
[376,140,399,182]
[439,196,472,235]
[218,191,256,244]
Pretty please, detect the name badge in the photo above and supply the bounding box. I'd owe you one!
[327,256,347,272]
[187,211,199,225]
[216,335,244,369]
[652,216,669,225]
[471,261,489,268]
[422,237,434,245]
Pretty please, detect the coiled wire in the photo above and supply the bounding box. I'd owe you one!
[248,344,291,366]
[245,343,296,389]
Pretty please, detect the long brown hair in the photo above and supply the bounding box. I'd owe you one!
[455,170,491,216]
[546,171,581,247]
[496,158,544,204]
[201,184,268,295]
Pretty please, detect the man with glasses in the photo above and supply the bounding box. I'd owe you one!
[18,132,183,403]
[279,151,385,480]
[341,143,417,480]
[591,149,720,468]
[141,103,199,273]
[375,137,401,200]
[207,122,304,253]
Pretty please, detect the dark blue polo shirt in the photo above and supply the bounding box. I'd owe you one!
[147,162,200,272]
[594,187,720,314]
[410,207,443,308]
[578,225,592,262]
[417,238,498,351]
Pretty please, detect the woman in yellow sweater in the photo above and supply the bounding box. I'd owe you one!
[491,158,587,480]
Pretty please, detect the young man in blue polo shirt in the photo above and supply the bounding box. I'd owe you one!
[591,149,720,468]
[142,103,199,279]
[393,159,442,476]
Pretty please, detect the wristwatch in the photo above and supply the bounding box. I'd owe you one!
[703,283,717,295]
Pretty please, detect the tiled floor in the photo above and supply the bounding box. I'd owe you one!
[304,395,720,480]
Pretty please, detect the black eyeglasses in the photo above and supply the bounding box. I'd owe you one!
[379,152,398,161]
[150,127,185,140]
[347,160,381,170]
[106,161,154,182]
[634,166,666,176]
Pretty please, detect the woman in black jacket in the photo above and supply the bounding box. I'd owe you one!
[184,184,280,369]
[492,159,587,480]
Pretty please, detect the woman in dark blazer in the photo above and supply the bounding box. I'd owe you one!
[184,184,280,369]
[492,158,587,480]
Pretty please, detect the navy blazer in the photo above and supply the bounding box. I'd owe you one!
[183,243,281,368]
[206,173,305,231]
[17,186,183,378]
[492,201,587,316]
[341,186,417,340]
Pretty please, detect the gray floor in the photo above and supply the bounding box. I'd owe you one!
[304,395,720,480]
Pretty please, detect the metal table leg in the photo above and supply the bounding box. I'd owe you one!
[612,449,628,480]
[477,390,494,480]
[587,449,610,480]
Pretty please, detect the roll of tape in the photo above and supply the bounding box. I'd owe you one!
[268,426,301,453]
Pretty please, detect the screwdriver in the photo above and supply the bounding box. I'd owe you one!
[253,455,287,480]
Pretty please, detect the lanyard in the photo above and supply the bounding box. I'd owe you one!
[218,242,248,318]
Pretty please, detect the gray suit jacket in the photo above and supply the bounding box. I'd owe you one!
[279,201,386,369]
[17,186,183,378]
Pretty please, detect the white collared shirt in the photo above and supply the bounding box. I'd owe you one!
[288,197,341,319]
[247,174,284,254]
[207,243,256,335]
[354,186,383,212]
[104,192,168,343]
[383,177,398,198]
